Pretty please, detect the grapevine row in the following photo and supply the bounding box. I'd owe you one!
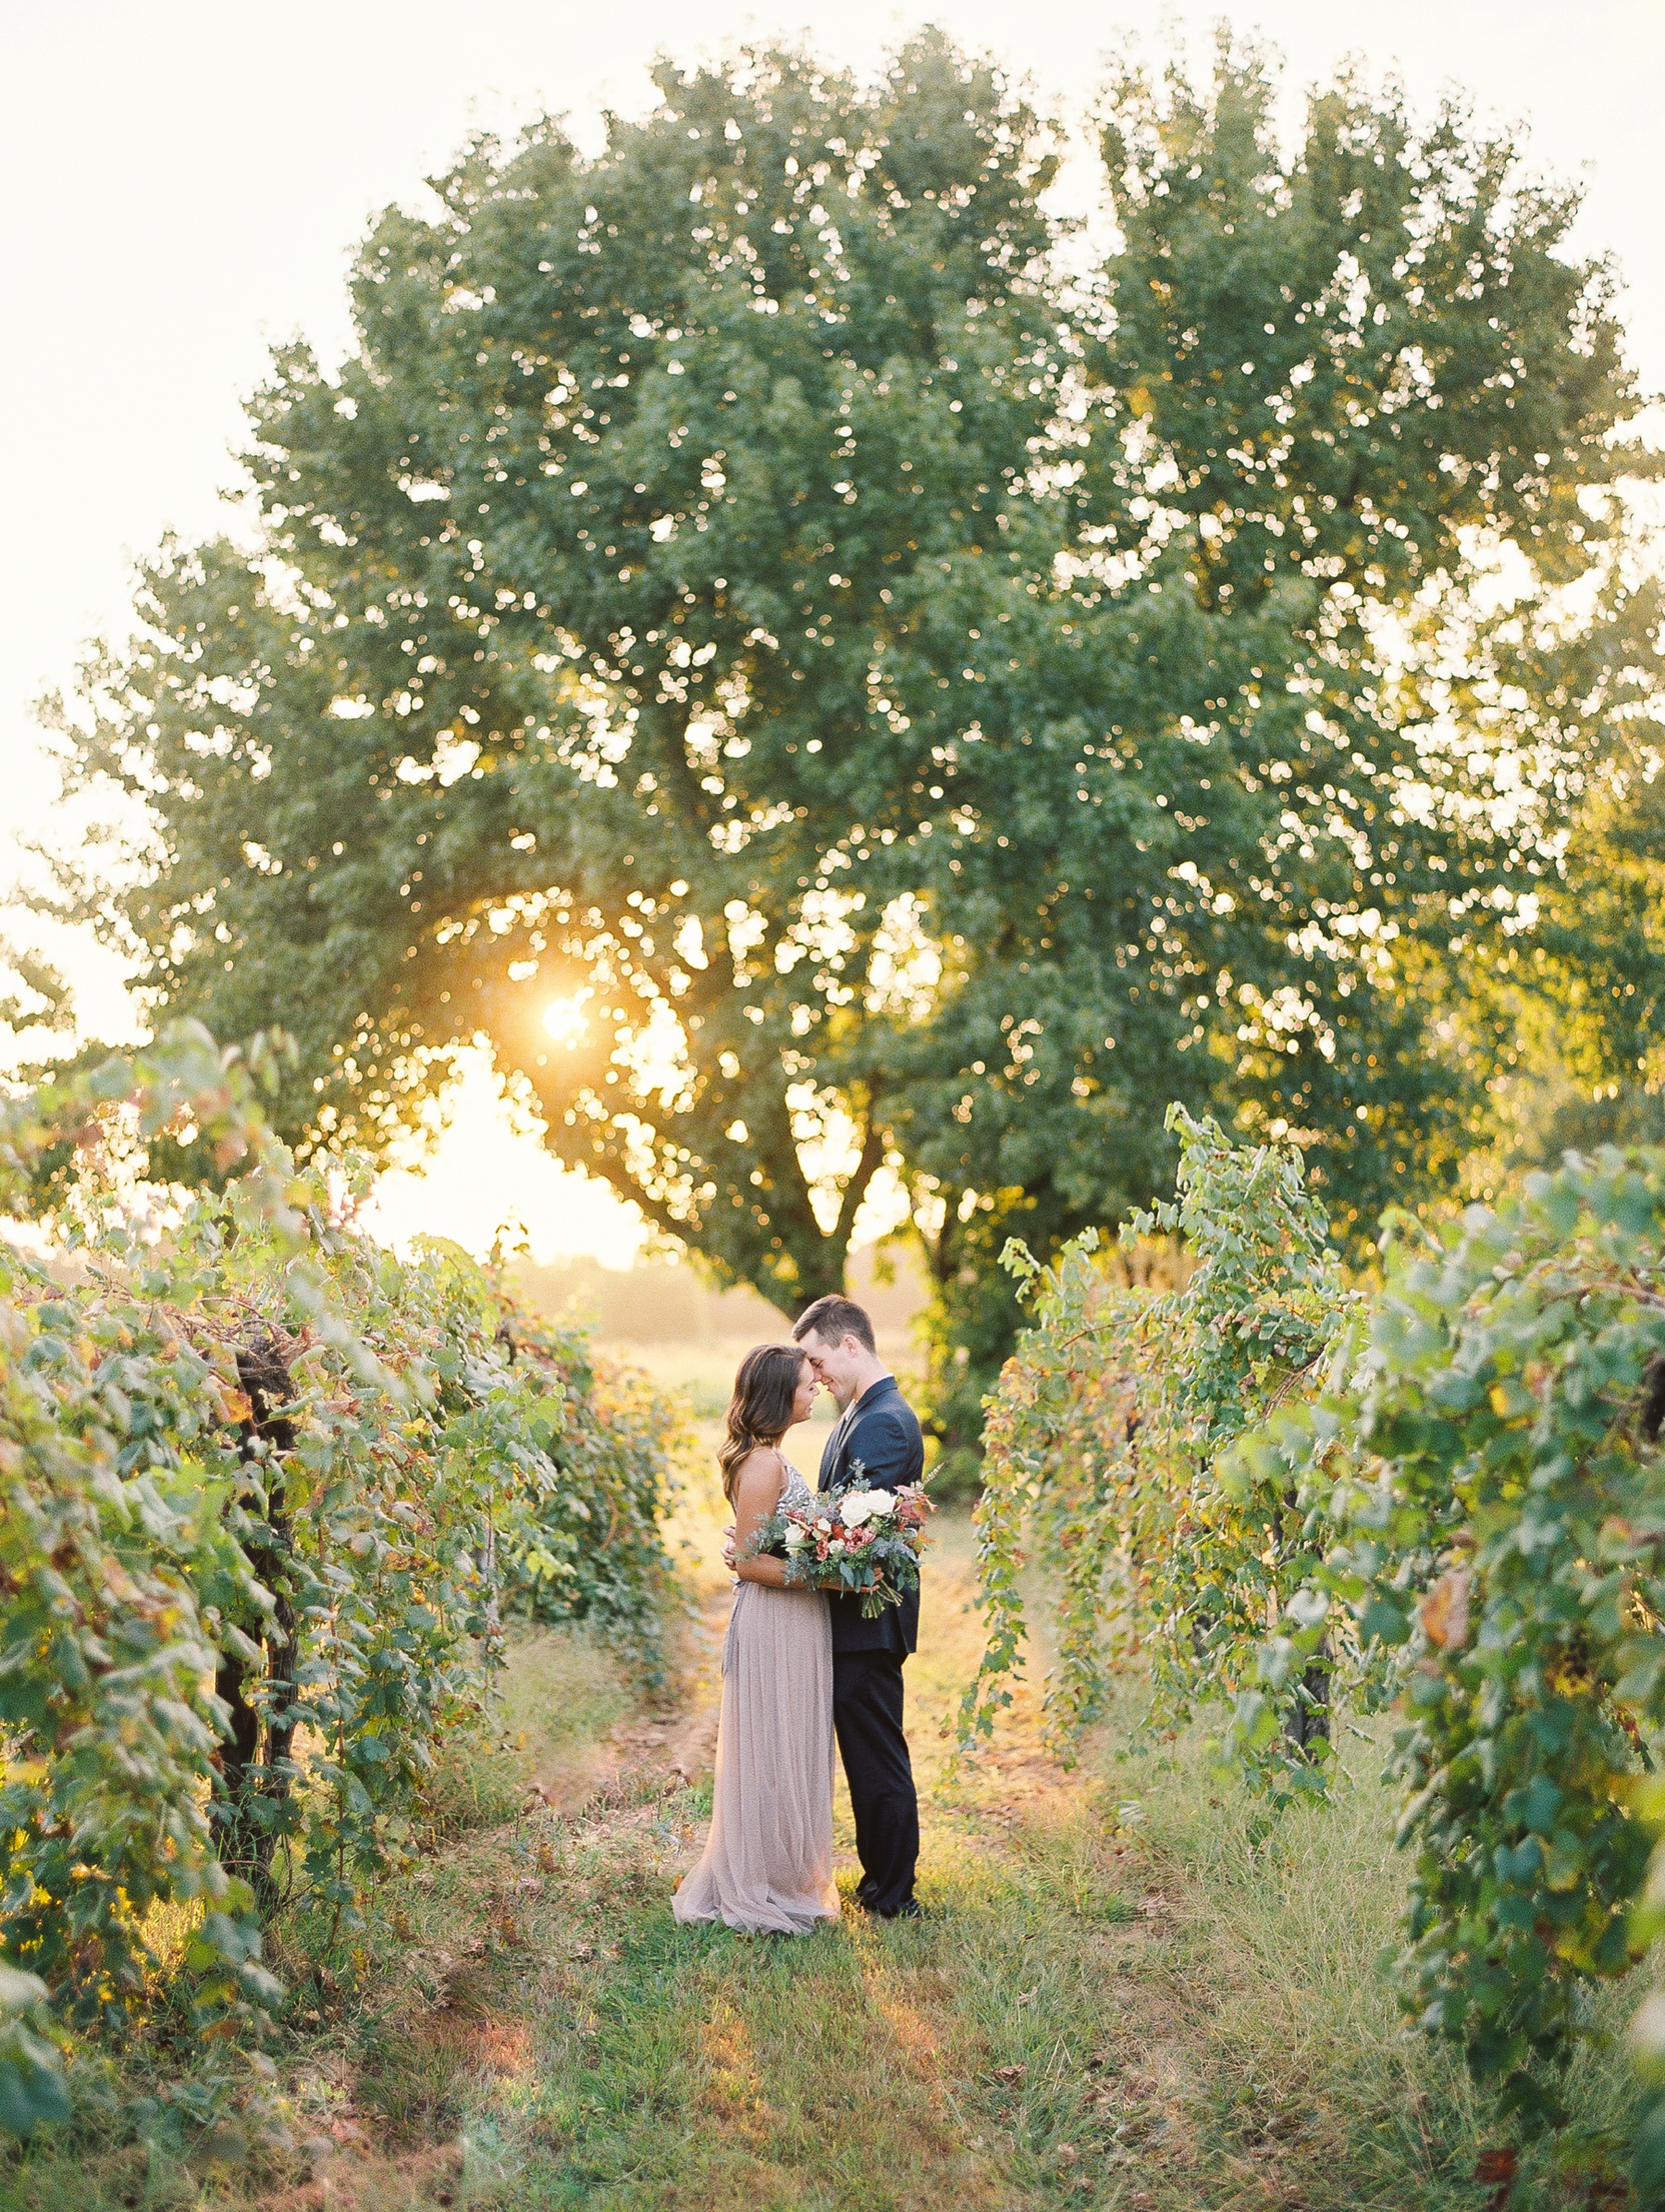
[968,1104,1665,2185]
[0,1024,678,2132]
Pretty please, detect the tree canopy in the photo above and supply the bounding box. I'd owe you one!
[52,31,1660,1443]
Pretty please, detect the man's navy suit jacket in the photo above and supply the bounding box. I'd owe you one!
[816,1374,924,1657]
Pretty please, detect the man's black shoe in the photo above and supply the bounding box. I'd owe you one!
[875,1899,926,1921]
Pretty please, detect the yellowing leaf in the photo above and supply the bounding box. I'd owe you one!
[1420,1569,1471,1651]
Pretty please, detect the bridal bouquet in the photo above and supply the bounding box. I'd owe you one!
[753,1465,934,1617]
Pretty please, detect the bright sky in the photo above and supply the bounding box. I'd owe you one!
[5,1,1662,1265]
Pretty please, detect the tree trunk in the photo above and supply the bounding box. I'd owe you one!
[213,1334,299,1916]
[1282,1642,1332,1756]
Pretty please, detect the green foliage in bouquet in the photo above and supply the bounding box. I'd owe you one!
[753,1467,931,1619]
[0,1023,678,2133]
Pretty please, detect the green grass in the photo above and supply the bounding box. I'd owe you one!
[0,1492,1646,2209]
[1091,1694,1643,2209]
[422,1624,635,1835]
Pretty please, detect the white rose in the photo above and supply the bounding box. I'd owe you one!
[783,1526,808,1551]
[841,1489,894,1527]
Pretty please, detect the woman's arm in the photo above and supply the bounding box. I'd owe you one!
[731,1449,791,1587]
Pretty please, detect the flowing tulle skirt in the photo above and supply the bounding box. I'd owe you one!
[672,1581,838,1935]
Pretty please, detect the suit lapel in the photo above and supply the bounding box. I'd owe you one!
[819,1399,856,1491]
[819,1377,896,1491]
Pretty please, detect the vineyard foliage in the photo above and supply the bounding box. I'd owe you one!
[969,1106,1665,2166]
[965,1106,1354,1763]
[0,1023,678,2133]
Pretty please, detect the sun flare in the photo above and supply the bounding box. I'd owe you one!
[542,994,590,1045]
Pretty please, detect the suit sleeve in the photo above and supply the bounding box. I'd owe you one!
[844,1405,922,1492]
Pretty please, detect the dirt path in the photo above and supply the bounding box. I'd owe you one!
[220,1507,1201,2212]
[478,1510,1212,2212]
[129,1487,1497,2212]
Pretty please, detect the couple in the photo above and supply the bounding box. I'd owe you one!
[672,1292,923,1934]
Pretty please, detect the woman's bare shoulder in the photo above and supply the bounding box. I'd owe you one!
[732,1445,787,1503]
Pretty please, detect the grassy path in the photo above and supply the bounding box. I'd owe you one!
[338,1507,1177,2212]
[9,1466,1627,2210]
[274,1489,1512,2212]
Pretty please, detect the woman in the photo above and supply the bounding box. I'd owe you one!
[672,1343,838,1935]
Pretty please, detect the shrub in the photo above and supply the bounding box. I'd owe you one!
[0,1024,677,2131]
[968,1107,1665,2187]
[961,1106,1352,1762]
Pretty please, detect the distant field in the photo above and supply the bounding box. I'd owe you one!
[513,1248,926,1435]
[594,1331,921,1423]
[515,1249,924,1348]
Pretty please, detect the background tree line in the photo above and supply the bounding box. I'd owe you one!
[43,29,1663,1471]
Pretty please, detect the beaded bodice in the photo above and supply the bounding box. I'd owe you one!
[778,1458,813,1514]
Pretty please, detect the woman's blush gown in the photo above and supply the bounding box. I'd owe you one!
[672,1460,838,1935]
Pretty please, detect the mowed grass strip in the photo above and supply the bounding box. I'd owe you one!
[430,1811,1157,2208]
[371,1514,1155,2211]
[1,1492,1643,2210]
[509,1905,1003,2210]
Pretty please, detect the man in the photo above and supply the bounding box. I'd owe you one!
[792,1293,923,1921]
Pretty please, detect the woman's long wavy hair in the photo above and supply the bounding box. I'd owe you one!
[719,1344,808,1505]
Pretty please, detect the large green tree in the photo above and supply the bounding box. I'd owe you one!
[64,36,1065,1321]
[54,33,1657,1452]
[884,42,1659,1438]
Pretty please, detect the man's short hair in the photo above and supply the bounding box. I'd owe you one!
[792,1293,877,1353]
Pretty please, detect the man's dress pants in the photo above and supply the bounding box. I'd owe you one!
[832,1649,919,1915]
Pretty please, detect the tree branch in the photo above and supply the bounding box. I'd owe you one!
[832,1100,889,1242]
